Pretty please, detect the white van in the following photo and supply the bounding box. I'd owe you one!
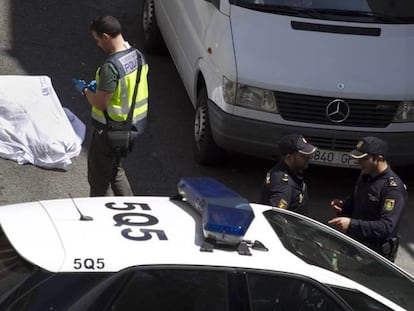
[141,0,414,167]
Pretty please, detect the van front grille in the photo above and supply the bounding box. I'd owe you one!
[275,92,399,128]
[306,136,357,152]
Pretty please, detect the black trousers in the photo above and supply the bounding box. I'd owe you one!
[87,129,133,196]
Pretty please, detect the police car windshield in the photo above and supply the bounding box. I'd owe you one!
[264,210,414,310]
[232,0,414,23]
[0,226,35,300]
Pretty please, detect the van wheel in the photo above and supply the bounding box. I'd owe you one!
[193,87,223,164]
[141,0,166,53]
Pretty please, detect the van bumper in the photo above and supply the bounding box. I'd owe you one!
[208,101,414,167]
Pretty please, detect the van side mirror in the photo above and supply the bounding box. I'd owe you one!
[205,0,220,9]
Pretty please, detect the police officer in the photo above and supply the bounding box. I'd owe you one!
[74,16,149,196]
[329,136,407,262]
[260,134,317,215]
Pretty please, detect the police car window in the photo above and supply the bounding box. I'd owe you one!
[330,287,393,311]
[110,268,229,311]
[0,226,35,301]
[247,272,344,311]
[4,273,112,311]
[264,210,414,310]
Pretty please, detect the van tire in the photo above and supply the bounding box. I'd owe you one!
[141,0,166,54]
[193,87,224,164]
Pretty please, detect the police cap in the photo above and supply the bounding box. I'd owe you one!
[278,134,317,156]
[350,136,388,159]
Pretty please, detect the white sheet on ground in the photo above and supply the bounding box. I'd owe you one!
[0,75,84,169]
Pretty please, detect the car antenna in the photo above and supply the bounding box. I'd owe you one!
[69,193,93,221]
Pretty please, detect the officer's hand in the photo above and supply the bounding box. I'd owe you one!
[330,199,343,213]
[328,217,350,231]
[87,80,97,93]
[72,78,87,95]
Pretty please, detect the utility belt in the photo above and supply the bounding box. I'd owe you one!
[107,120,138,158]
[94,119,137,158]
[376,236,399,262]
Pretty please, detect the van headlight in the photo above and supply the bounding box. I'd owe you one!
[394,101,414,122]
[222,77,278,113]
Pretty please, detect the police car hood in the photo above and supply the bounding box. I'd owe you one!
[2,197,309,274]
[230,5,414,99]
[0,196,407,307]
[1,199,304,269]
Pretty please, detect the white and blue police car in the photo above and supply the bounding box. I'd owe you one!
[0,177,413,310]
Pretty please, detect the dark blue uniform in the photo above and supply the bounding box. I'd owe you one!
[260,161,308,215]
[339,167,407,261]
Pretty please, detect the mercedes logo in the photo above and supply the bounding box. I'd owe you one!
[337,82,345,89]
[326,99,350,123]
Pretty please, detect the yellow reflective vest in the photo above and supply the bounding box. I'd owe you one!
[92,48,149,132]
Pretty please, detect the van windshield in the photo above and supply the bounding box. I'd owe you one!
[232,0,414,23]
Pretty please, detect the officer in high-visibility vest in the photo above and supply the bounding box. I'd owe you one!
[74,16,149,196]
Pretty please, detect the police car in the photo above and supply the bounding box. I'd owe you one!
[0,177,413,310]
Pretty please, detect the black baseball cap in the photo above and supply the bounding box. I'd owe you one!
[278,134,317,156]
[350,136,388,159]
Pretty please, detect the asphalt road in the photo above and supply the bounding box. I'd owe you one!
[0,0,413,275]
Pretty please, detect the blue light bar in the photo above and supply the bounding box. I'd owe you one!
[177,177,255,244]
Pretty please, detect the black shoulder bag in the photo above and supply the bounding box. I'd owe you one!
[104,57,142,158]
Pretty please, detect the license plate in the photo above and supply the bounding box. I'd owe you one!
[310,149,359,168]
